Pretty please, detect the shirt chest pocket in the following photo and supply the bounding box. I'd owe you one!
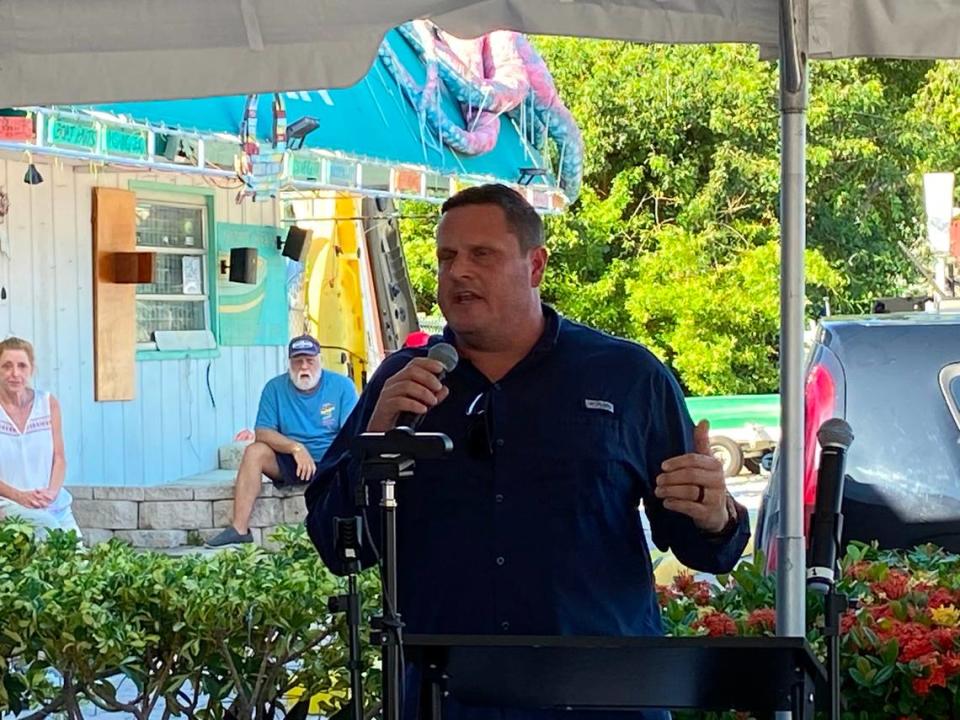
[525,412,628,516]
[549,412,624,460]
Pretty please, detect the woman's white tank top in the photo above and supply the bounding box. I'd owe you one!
[0,390,54,492]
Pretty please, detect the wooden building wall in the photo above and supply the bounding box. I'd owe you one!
[0,158,287,486]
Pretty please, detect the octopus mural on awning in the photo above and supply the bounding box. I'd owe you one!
[380,20,584,202]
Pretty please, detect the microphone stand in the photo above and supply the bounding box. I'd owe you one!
[825,584,846,720]
[809,420,855,720]
[813,508,846,720]
[328,517,365,720]
[351,427,452,720]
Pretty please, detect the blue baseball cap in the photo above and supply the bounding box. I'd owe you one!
[288,334,320,358]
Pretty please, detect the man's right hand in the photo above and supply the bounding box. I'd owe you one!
[366,357,450,432]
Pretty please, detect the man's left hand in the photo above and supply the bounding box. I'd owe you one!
[655,420,730,533]
[291,445,317,482]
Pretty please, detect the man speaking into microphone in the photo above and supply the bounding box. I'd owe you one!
[306,184,750,720]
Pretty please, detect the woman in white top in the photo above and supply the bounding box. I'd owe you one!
[0,336,79,537]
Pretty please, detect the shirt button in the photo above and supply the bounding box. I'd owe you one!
[496,556,505,566]
[495,493,504,503]
[501,621,510,631]
[495,438,505,447]
[493,383,501,391]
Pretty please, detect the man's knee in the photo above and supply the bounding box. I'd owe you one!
[240,441,274,471]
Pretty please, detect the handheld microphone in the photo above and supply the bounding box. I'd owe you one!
[395,342,458,430]
[806,418,854,595]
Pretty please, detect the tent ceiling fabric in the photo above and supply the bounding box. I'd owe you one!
[3,1,960,106]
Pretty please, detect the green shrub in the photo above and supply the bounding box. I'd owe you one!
[7,517,960,720]
[0,520,380,720]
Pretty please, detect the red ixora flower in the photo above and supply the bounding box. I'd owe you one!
[871,571,911,600]
[673,572,696,593]
[927,587,959,609]
[894,623,936,663]
[746,608,777,633]
[900,637,936,664]
[931,627,959,653]
[912,662,947,696]
[844,561,872,581]
[694,612,738,637]
[670,572,713,605]
[656,584,679,607]
[944,651,960,677]
[839,610,858,635]
[691,582,713,606]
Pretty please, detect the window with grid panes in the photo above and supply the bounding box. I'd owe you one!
[134,194,210,348]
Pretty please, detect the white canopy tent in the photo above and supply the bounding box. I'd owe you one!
[4,0,960,690]
[3,1,960,106]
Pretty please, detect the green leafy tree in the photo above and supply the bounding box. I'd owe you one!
[398,201,442,315]
[400,41,948,394]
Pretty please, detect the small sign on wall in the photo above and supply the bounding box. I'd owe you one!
[182,255,203,295]
[0,116,34,142]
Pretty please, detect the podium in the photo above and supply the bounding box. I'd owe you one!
[346,427,830,720]
[405,635,827,720]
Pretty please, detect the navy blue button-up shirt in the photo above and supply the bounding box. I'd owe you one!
[306,306,750,720]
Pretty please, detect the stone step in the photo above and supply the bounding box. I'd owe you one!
[218,442,250,471]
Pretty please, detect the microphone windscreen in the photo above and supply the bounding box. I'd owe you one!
[427,342,459,374]
[818,418,854,450]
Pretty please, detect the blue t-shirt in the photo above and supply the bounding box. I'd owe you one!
[255,371,359,461]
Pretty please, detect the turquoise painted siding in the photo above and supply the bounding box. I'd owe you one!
[217,223,289,346]
[0,159,287,486]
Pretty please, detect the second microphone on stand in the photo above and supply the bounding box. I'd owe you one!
[807,417,855,594]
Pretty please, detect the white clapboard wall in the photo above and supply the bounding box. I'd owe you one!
[0,158,287,486]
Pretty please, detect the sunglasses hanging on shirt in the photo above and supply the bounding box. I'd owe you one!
[466,389,493,459]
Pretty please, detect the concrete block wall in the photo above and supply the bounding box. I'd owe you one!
[70,480,307,549]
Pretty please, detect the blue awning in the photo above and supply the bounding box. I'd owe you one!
[82,29,546,187]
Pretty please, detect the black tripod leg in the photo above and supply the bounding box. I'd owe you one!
[791,675,815,720]
[416,663,443,720]
[430,676,443,720]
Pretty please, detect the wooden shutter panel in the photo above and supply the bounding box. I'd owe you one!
[92,187,137,401]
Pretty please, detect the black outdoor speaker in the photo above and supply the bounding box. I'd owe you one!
[229,247,258,284]
[282,225,313,262]
[872,295,930,314]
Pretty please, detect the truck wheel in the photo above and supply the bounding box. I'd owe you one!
[710,436,744,477]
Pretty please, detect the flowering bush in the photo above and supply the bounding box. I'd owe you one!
[662,543,960,719]
[7,514,960,720]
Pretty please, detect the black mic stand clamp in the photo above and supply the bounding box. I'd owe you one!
[328,516,365,720]
[351,428,453,720]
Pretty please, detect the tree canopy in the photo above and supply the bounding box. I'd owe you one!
[401,41,955,395]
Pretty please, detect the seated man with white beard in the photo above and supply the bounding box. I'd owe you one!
[207,335,358,547]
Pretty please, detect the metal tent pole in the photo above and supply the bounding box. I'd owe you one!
[777,0,809,715]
